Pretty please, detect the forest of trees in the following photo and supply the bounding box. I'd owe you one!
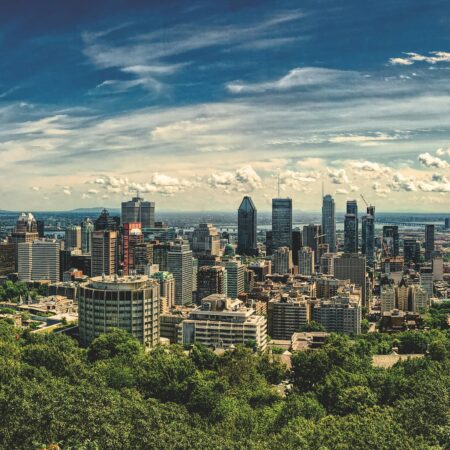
[0,322,449,449]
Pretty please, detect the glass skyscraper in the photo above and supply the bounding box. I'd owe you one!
[361,205,375,267]
[121,196,155,228]
[344,200,358,254]
[322,194,336,252]
[237,196,258,256]
[272,198,292,250]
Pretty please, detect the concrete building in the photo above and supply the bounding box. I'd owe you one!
[420,266,433,297]
[248,260,272,282]
[133,243,154,275]
[192,223,220,257]
[222,258,245,299]
[122,222,144,275]
[411,285,429,312]
[425,224,435,261]
[91,230,118,277]
[298,247,314,276]
[150,271,175,313]
[432,256,444,281]
[237,196,258,256]
[322,194,336,252]
[302,224,322,256]
[381,286,396,312]
[78,275,159,348]
[121,196,155,228]
[197,265,227,302]
[268,295,310,339]
[273,246,293,274]
[11,213,39,244]
[312,296,361,335]
[320,253,335,275]
[272,198,292,250]
[65,225,81,251]
[403,239,421,265]
[334,253,367,306]
[178,294,267,350]
[18,240,60,282]
[81,218,94,254]
[167,240,193,305]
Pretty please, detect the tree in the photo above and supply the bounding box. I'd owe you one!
[298,321,326,332]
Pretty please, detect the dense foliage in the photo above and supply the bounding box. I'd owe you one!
[0,323,449,449]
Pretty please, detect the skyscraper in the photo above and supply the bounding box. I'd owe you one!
[237,196,258,256]
[272,198,292,249]
[322,194,336,252]
[334,253,367,306]
[192,223,220,257]
[222,259,245,299]
[292,228,302,266]
[344,200,358,254]
[302,224,322,255]
[11,213,39,244]
[18,239,60,282]
[425,224,435,261]
[382,225,399,257]
[81,218,94,254]
[361,205,375,267]
[121,196,155,228]
[197,266,227,302]
[298,247,314,276]
[403,239,421,265]
[94,209,118,231]
[273,247,293,274]
[65,225,81,251]
[91,230,118,277]
[167,240,193,305]
[122,222,143,275]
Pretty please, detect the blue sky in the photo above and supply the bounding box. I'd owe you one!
[1,0,450,211]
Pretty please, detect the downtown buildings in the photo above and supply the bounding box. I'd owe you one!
[237,196,258,256]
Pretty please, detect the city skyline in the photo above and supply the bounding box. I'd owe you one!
[1,0,450,212]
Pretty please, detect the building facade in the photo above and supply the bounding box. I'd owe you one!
[322,194,336,252]
[272,198,292,250]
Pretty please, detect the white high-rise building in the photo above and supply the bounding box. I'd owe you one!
[298,247,314,276]
[411,285,429,312]
[168,240,193,305]
[18,240,60,282]
[222,258,245,298]
[381,286,396,312]
[273,246,293,274]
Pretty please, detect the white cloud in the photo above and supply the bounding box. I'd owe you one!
[327,168,349,185]
[418,152,449,169]
[335,188,349,195]
[63,189,72,196]
[388,173,417,192]
[31,186,40,192]
[330,133,399,147]
[208,165,262,193]
[349,160,392,173]
[436,147,450,156]
[226,67,353,94]
[389,51,450,65]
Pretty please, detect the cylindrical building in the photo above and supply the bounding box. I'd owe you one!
[78,275,160,348]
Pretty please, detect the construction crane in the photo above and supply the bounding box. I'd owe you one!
[314,233,326,251]
[360,194,369,208]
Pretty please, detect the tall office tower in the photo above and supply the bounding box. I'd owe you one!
[94,209,118,231]
[432,256,444,281]
[167,240,193,305]
[272,198,293,249]
[265,231,273,256]
[425,224,435,261]
[121,196,155,228]
[361,206,375,267]
[380,286,396,312]
[298,247,314,276]
[273,246,293,274]
[292,228,302,266]
[133,243,154,275]
[320,253,335,275]
[322,194,336,252]
[65,225,82,250]
[419,266,433,297]
[237,196,258,256]
[445,218,450,230]
[179,295,267,350]
[382,225,399,257]
[150,271,175,313]
[192,223,220,256]
[81,218,94,254]
[344,200,358,253]
[36,220,45,238]
[18,240,60,282]
[312,296,361,334]
[11,212,39,244]
[222,259,245,299]
[197,266,227,302]
[79,275,159,348]
[91,230,118,277]
[403,239,421,265]
[153,242,174,271]
[302,224,322,255]
[122,223,144,275]
[268,296,310,339]
[334,253,367,306]
[411,285,429,312]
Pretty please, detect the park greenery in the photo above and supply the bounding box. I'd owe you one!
[0,322,449,449]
